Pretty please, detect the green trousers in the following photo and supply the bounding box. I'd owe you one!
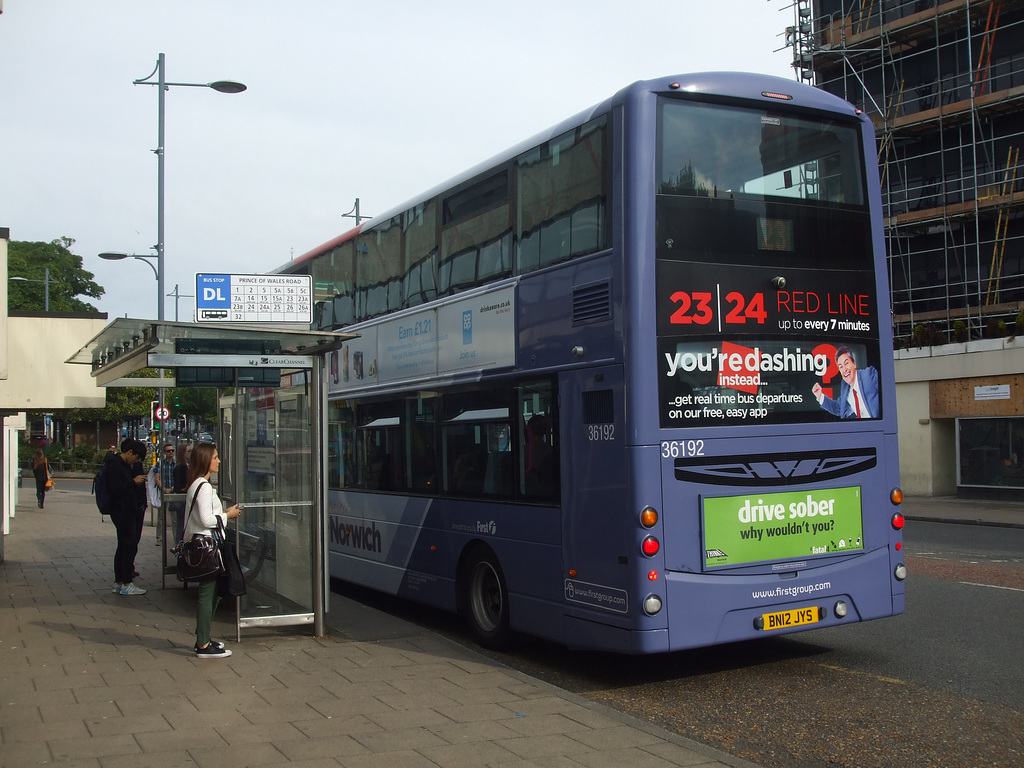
[195,579,222,647]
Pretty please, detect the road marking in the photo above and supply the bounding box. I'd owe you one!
[958,581,1024,593]
[817,663,907,685]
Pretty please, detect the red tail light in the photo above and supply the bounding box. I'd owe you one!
[641,536,660,557]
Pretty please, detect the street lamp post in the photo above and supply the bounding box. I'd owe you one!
[9,267,52,311]
[131,53,246,322]
[168,283,196,322]
[98,253,160,315]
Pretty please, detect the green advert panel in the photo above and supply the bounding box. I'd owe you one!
[703,486,864,569]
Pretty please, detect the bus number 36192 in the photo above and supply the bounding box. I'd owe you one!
[661,440,705,458]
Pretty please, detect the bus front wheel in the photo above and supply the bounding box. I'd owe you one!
[460,546,512,650]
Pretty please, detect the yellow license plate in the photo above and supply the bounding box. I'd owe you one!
[762,606,820,631]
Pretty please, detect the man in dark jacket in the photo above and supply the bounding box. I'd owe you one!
[106,439,148,596]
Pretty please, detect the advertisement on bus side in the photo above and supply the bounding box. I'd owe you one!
[655,262,883,428]
[702,485,864,569]
[328,285,516,393]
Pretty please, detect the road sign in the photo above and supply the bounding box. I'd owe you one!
[195,273,312,324]
[154,406,171,421]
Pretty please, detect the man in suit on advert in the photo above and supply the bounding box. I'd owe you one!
[812,346,880,419]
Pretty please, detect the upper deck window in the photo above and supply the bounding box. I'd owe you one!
[516,116,607,271]
[658,98,866,207]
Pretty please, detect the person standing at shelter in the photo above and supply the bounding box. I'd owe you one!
[31,449,52,509]
[171,443,191,544]
[184,442,241,658]
[129,444,150,580]
[104,439,148,596]
[155,443,176,495]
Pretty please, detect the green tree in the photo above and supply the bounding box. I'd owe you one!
[169,386,218,425]
[8,237,104,312]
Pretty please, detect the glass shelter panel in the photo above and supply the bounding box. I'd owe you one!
[234,381,316,628]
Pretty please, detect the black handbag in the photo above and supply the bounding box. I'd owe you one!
[175,481,226,582]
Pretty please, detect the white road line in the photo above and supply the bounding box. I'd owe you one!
[958,581,1024,592]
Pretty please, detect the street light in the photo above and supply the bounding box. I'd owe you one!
[98,252,160,315]
[9,267,52,312]
[131,53,246,322]
[167,283,196,322]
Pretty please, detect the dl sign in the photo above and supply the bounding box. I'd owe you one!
[195,273,312,324]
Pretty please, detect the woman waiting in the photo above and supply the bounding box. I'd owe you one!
[184,442,241,659]
[171,442,191,544]
[31,449,51,508]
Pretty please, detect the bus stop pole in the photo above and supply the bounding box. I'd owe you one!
[312,356,327,637]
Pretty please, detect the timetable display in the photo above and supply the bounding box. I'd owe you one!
[195,273,312,324]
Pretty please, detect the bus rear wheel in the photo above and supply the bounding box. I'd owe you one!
[461,546,512,650]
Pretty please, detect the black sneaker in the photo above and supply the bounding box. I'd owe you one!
[194,640,225,653]
[195,643,232,659]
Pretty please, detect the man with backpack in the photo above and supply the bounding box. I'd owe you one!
[103,439,149,596]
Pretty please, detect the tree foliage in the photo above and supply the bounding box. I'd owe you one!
[8,237,104,312]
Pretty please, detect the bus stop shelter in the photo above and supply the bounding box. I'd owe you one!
[67,318,354,637]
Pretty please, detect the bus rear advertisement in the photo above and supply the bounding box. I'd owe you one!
[284,71,905,654]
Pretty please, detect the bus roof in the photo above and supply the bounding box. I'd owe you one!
[278,71,858,273]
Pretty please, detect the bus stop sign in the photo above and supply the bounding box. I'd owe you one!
[195,273,312,324]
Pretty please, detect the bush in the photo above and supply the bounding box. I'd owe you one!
[985,317,1008,338]
[953,320,969,343]
[912,323,946,348]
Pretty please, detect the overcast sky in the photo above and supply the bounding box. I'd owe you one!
[1,1,796,321]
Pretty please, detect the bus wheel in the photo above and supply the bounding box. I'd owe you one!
[461,546,512,650]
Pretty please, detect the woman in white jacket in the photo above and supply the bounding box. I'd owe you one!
[184,442,241,658]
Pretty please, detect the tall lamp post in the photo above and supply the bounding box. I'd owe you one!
[9,267,52,311]
[97,252,159,313]
[132,52,246,322]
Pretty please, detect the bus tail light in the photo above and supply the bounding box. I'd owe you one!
[640,506,658,527]
[890,487,904,505]
[641,536,660,557]
[894,563,907,581]
[891,513,905,530]
[643,594,663,615]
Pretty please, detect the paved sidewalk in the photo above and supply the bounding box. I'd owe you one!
[1,482,757,768]
[901,494,1024,528]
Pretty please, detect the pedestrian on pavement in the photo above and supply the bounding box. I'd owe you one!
[184,442,241,658]
[129,444,150,580]
[31,449,52,509]
[171,442,191,544]
[104,439,149,596]
[155,443,176,494]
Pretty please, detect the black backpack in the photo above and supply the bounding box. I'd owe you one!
[92,467,112,516]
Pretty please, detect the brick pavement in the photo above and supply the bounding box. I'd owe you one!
[1,480,757,768]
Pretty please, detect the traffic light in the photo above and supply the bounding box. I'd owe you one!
[151,400,159,426]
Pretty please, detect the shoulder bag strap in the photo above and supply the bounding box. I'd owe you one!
[182,479,208,534]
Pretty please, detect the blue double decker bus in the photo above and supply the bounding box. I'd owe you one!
[279,72,906,653]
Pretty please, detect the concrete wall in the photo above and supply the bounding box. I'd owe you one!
[0,314,107,410]
[1,310,108,560]
[894,338,1024,496]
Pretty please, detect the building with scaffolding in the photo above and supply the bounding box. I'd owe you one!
[782,0,1024,499]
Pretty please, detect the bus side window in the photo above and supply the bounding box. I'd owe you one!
[405,396,438,494]
[328,401,355,489]
[516,117,607,274]
[523,414,557,499]
[517,378,559,502]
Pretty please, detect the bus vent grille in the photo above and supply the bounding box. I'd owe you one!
[573,282,611,324]
[583,390,614,424]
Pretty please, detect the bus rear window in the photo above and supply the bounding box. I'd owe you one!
[658,98,865,207]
